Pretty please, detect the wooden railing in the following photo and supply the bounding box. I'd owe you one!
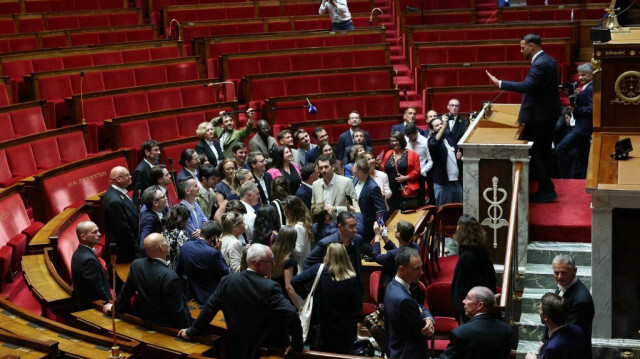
[499,161,522,324]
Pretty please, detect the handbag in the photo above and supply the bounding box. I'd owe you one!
[363,306,387,357]
[299,263,324,343]
[393,152,417,198]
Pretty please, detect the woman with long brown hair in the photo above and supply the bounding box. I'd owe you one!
[271,226,302,310]
[283,195,314,273]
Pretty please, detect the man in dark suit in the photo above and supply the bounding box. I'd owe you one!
[440,286,512,359]
[352,158,386,243]
[384,247,434,359]
[548,254,594,356]
[526,293,589,359]
[304,211,363,288]
[71,221,111,311]
[248,152,272,205]
[342,128,373,164]
[175,220,229,308]
[195,121,224,168]
[178,243,303,359]
[296,163,318,209]
[487,33,562,203]
[104,233,192,329]
[336,111,372,163]
[103,166,139,263]
[132,139,160,206]
[443,99,469,144]
[139,186,168,254]
[391,106,425,136]
[176,148,200,183]
[372,220,419,286]
[555,63,593,179]
[305,127,330,164]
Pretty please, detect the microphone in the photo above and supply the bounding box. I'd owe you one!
[167,158,178,194]
[370,8,383,25]
[167,18,180,40]
[80,71,86,124]
[482,90,505,119]
[306,98,317,114]
[203,81,236,101]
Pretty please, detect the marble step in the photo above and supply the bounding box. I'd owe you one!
[520,287,552,314]
[516,339,541,359]
[523,263,591,290]
[519,312,546,342]
[527,241,592,267]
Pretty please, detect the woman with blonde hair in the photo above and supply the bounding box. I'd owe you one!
[219,211,245,273]
[271,226,302,310]
[291,243,362,354]
[194,121,223,167]
[450,214,496,323]
[283,196,314,273]
[230,168,253,198]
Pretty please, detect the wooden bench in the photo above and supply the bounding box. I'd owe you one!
[21,252,73,315]
[0,296,140,357]
[0,329,57,358]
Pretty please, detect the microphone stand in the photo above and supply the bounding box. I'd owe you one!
[482,90,505,119]
[80,71,86,124]
[108,243,122,359]
[168,158,178,193]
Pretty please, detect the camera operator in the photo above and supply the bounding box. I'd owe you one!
[555,63,593,179]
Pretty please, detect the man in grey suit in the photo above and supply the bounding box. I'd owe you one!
[249,120,277,162]
[311,154,357,220]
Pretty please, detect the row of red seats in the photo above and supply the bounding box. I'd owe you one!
[30,57,200,128]
[0,125,89,188]
[499,4,606,22]
[245,66,395,109]
[0,8,140,34]
[397,0,472,11]
[424,86,524,115]
[1,40,181,103]
[398,9,474,35]
[0,184,44,289]
[198,28,385,78]
[222,43,390,82]
[0,0,125,15]
[0,79,10,106]
[417,63,533,93]
[0,101,47,141]
[0,26,156,53]
[527,0,609,4]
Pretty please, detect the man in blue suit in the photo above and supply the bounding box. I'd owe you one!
[139,186,168,254]
[526,292,589,359]
[305,127,329,164]
[177,178,207,239]
[384,247,434,359]
[555,63,593,179]
[352,158,386,243]
[336,111,372,163]
[304,211,363,289]
[391,106,425,136]
[296,163,317,209]
[486,33,562,203]
[372,220,419,286]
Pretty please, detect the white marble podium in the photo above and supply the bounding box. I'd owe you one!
[458,104,532,267]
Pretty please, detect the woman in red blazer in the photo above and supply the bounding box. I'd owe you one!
[382,131,421,214]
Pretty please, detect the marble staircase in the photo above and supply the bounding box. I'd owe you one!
[515,241,592,358]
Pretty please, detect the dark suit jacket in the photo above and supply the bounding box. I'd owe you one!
[342,144,373,164]
[391,123,425,137]
[303,232,363,288]
[353,176,387,242]
[115,257,192,329]
[295,182,312,209]
[132,160,152,206]
[556,278,594,339]
[187,270,303,359]
[573,82,593,135]
[450,245,497,312]
[384,279,433,359]
[175,238,229,308]
[103,187,139,263]
[372,241,420,286]
[440,313,512,359]
[540,324,589,359]
[195,139,223,168]
[291,263,362,353]
[427,131,459,184]
[254,171,273,205]
[500,51,562,124]
[305,146,320,164]
[176,168,198,183]
[71,245,111,310]
[446,115,469,144]
[139,206,168,253]
[336,129,372,163]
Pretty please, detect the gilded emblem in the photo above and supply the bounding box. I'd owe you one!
[612,71,640,105]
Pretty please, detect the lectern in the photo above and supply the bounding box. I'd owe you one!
[458,104,532,267]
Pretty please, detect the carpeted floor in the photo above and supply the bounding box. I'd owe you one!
[529,179,592,243]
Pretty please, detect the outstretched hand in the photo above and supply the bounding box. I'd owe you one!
[486,70,500,86]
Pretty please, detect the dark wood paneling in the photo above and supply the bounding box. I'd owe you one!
[612,208,640,339]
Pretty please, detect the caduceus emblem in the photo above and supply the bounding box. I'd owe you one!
[480,176,509,248]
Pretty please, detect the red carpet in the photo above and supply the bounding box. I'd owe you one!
[529,179,592,243]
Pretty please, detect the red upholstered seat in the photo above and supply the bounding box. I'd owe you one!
[148,88,183,111]
[103,68,136,90]
[134,66,168,86]
[6,144,37,177]
[161,141,198,172]
[0,246,12,285]
[62,54,94,69]
[114,92,149,116]
[83,97,116,125]
[0,82,10,107]
[57,131,89,161]
[0,19,16,35]
[119,121,151,149]
[32,137,62,170]
[32,57,64,73]
[19,17,46,32]
[181,85,215,107]
[47,16,80,30]
[6,234,26,274]
[92,51,124,66]
[56,213,91,283]
[40,34,68,48]
[0,150,16,187]
[109,12,139,26]
[70,72,105,94]
[78,14,110,28]
[369,270,383,304]
[0,114,15,141]
[177,112,206,136]
[149,116,180,142]
[166,63,199,82]
[150,46,180,59]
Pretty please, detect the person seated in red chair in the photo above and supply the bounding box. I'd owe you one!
[71,221,111,311]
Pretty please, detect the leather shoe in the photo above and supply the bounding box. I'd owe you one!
[530,191,558,204]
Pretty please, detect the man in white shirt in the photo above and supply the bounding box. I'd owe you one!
[294,129,316,167]
[311,154,357,220]
[239,182,260,243]
[405,122,432,207]
[319,0,353,31]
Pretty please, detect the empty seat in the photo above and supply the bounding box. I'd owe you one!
[134,66,168,86]
[56,131,89,161]
[114,92,150,116]
[119,121,151,149]
[148,88,183,111]
[103,68,136,90]
[31,137,62,170]
[6,143,37,177]
[148,116,180,142]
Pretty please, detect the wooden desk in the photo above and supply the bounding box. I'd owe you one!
[21,254,72,315]
[27,208,77,253]
[72,309,214,358]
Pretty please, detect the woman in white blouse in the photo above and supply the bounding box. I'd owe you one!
[364,151,391,211]
[283,195,314,273]
[219,212,245,273]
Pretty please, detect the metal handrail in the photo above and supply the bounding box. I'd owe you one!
[500,161,522,323]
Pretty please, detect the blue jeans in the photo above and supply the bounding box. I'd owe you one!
[434,181,463,208]
[331,19,354,31]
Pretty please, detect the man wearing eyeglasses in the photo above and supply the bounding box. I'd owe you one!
[139,187,168,255]
[445,99,469,144]
[440,286,512,359]
[178,243,303,359]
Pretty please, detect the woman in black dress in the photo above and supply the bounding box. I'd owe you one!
[271,226,302,310]
[267,145,302,194]
[450,214,497,323]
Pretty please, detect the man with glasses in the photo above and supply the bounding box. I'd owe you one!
[179,243,303,359]
[440,286,512,359]
[103,166,139,263]
[445,99,469,144]
[139,187,168,255]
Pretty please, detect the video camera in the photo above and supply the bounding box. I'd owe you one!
[559,81,579,107]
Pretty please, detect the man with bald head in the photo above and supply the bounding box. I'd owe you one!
[249,119,277,163]
[179,243,303,359]
[440,286,512,359]
[71,221,111,310]
[103,166,139,263]
[104,233,192,329]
